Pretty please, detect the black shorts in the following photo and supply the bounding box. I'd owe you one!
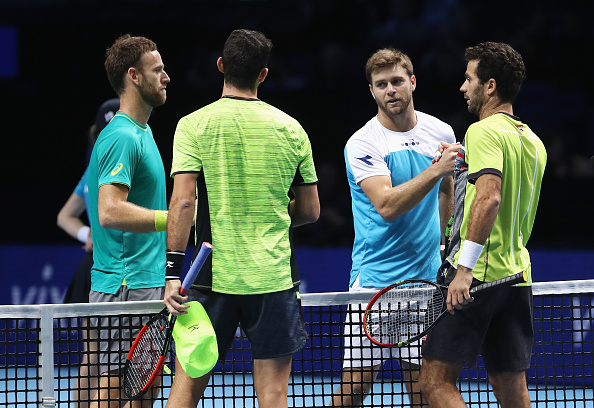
[187,287,308,360]
[422,278,534,373]
[63,250,93,304]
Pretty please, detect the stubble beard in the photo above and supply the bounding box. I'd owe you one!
[467,86,484,117]
[378,94,411,119]
[140,82,166,108]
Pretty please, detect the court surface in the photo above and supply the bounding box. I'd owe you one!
[2,367,593,407]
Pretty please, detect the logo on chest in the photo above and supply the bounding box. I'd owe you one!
[401,138,420,147]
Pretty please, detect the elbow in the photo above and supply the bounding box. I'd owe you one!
[98,206,117,229]
[379,211,396,223]
[308,207,321,224]
[376,206,399,223]
[293,203,320,227]
[56,211,66,229]
[489,196,501,212]
[174,197,195,213]
[483,191,501,212]
[301,203,321,225]
[310,199,321,223]
[98,213,115,229]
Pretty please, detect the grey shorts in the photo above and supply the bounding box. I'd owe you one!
[89,286,164,374]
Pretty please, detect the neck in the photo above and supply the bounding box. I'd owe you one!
[479,99,513,120]
[221,83,258,100]
[118,94,152,126]
[377,108,417,132]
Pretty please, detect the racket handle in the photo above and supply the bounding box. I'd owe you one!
[180,242,213,295]
[470,271,527,294]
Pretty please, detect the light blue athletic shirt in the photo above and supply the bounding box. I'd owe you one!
[345,112,456,288]
[88,112,166,294]
[73,167,91,220]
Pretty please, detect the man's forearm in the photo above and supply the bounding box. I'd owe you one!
[166,198,195,252]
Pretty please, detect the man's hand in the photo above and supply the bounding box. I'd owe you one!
[83,231,93,252]
[446,266,474,313]
[163,279,190,316]
[432,141,461,165]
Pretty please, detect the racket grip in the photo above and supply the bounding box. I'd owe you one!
[180,242,213,295]
[470,271,527,294]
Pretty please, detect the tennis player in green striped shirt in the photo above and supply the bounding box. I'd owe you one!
[163,29,320,408]
[420,42,547,408]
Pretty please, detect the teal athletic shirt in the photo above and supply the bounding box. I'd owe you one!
[88,112,167,294]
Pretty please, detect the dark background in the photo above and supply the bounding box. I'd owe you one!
[1,0,593,249]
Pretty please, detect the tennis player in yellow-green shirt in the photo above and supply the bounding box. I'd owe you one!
[419,42,547,408]
[162,29,320,408]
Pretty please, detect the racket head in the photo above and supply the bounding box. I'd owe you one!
[364,279,446,347]
[123,310,175,400]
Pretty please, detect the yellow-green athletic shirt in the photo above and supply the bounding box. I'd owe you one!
[171,96,318,295]
[454,113,547,285]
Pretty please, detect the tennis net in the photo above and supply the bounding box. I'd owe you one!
[1,279,593,407]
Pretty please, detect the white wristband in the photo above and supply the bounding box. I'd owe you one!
[77,226,90,244]
[458,240,484,270]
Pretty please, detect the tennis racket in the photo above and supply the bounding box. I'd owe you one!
[363,271,527,348]
[123,242,213,400]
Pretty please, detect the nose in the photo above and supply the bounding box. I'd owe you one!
[460,81,467,93]
[163,70,171,83]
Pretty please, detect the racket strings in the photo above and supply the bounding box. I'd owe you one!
[367,283,444,345]
[124,317,168,396]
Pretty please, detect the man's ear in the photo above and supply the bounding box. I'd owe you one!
[258,67,268,83]
[217,57,224,73]
[369,84,376,100]
[486,78,497,96]
[127,66,140,85]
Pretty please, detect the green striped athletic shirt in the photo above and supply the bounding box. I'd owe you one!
[453,112,547,285]
[171,96,318,295]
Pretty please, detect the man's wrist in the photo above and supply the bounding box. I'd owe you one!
[165,251,184,279]
[155,210,168,232]
[77,226,90,243]
[457,240,484,270]
[458,240,484,269]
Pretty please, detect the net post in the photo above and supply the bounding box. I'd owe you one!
[39,305,56,407]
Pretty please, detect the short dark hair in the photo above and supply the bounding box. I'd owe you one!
[222,29,273,90]
[365,48,414,84]
[104,34,158,96]
[464,42,526,104]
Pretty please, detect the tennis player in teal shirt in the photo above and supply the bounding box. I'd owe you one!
[88,111,167,293]
[86,34,170,406]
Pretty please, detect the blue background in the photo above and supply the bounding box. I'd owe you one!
[1,244,592,306]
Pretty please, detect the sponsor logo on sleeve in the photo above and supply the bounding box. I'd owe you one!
[111,163,124,176]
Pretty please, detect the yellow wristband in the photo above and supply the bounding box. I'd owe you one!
[154,210,168,232]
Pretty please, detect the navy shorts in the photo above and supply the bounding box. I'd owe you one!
[188,287,308,360]
[422,277,534,373]
[63,250,93,304]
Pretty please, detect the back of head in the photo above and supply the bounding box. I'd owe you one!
[464,42,526,104]
[222,29,272,90]
[89,98,120,146]
[95,98,120,132]
[365,48,414,84]
[104,34,158,96]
